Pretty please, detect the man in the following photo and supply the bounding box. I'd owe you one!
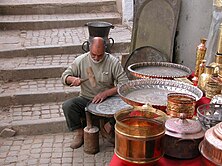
[61,37,128,149]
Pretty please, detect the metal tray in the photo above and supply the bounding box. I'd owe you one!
[117,79,203,107]
[128,62,192,79]
[86,95,132,117]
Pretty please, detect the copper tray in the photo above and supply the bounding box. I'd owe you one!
[128,62,192,79]
[117,79,203,107]
[87,95,132,117]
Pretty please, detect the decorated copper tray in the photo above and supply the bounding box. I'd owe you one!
[127,62,192,79]
[87,95,132,117]
[117,79,203,107]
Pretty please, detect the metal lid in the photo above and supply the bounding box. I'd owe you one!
[165,114,204,139]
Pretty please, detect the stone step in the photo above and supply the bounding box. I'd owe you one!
[0,0,117,15]
[0,12,121,30]
[0,25,131,57]
[0,78,80,107]
[0,53,123,82]
[0,101,68,135]
[0,54,77,81]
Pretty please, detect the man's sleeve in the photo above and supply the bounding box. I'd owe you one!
[113,60,129,85]
[61,62,78,85]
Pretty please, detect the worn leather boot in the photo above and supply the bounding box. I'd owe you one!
[70,129,84,149]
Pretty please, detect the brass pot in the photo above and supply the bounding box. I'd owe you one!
[164,114,204,159]
[114,105,166,164]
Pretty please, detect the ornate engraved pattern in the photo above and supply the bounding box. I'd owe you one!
[118,79,203,107]
[197,104,222,130]
[87,96,132,117]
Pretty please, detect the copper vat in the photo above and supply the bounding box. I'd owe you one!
[114,105,166,164]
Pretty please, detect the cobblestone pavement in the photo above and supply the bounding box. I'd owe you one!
[0,132,114,166]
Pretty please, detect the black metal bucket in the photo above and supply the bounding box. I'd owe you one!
[82,21,115,53]
[86,21,114,37]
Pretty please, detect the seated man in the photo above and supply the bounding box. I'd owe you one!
[61,37,128,149]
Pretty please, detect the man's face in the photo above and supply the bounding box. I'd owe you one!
[90,42,105,63]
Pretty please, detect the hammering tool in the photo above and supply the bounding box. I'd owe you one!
[80,67,96,87]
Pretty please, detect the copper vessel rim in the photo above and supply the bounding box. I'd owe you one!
[127,62,192,79]
[167,93,196,104]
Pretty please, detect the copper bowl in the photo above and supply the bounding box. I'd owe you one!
[114,105,167,164]
[199,122,222,165]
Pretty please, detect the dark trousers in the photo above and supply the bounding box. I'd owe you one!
[62,96,90,131]
[62,96,116,131]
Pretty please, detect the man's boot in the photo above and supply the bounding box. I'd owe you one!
[70,128,84,149]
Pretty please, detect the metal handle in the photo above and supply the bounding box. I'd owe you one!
[82,41,90,52]
[80,78,89,83]
[108,37,114,48]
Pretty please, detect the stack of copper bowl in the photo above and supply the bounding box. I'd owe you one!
[199,122,222,165]
[166,93,196,119]
[114,104,167,165]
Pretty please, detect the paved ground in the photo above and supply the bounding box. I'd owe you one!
[0,132,115,166]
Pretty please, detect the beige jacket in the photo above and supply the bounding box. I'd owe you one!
[61,52,128,100]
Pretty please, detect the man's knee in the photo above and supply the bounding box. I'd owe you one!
[62,99,73,114]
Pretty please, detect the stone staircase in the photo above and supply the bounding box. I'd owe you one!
[0,0,131,136]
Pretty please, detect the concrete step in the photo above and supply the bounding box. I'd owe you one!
[0,25,131,58]
[0,131,114,166]
[0,0,117,15]
[0,12,121,30]
[0,53,123,82]
[0,78,80,107]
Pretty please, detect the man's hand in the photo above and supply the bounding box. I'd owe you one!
[67,76,81,87]
[92,91,108,104]
[92,87,118,104]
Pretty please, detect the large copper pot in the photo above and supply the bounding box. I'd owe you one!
[114,105,167,165]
